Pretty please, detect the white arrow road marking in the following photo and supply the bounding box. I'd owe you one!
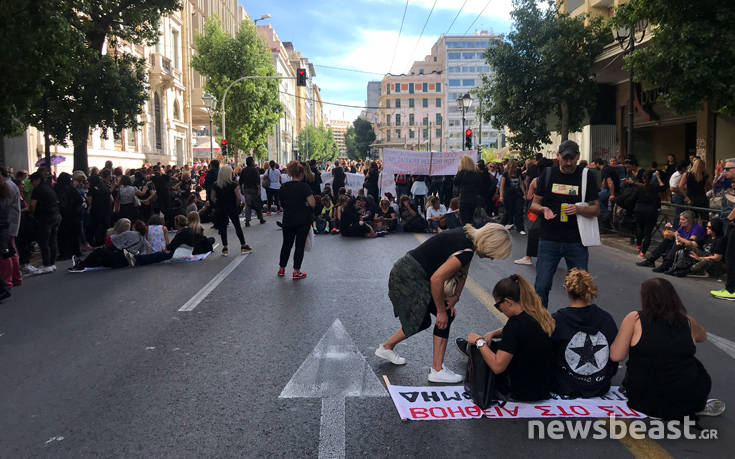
[708,333,735,360]
[280,319,387,459]
[178,253,249,312]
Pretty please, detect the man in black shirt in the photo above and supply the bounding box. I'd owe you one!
[239,157,265,226]
[530,140,600,307]
[29,172,62,273]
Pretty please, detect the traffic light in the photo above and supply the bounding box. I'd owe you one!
[296,68,307,87]
[221,139,228,155]
[464,129,472,150]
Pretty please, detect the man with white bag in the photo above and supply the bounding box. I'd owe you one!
[530,140,600,308]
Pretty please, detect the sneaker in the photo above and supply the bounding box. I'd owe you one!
[638,252,646,258]
[428,366,463,384]
[123,249,136,267]
[72,255,80,267]
[711,289,735,300]
[260,219,266,224]
[697,399,726,417]
[514,257,532,265]
[636,245,642,252]
[222,247,229,257]
[636,259,655,267]
[292,271,307,280]
[241,245,252,254]
[276,210,281,215]
[277,268,285,277]
[266,212,272,216]
[652,265,668,273]
[374,344,406,365]
[37,265,55,275]
[67,265,85,272]
[504,224,514,230]
[21,265,42,276]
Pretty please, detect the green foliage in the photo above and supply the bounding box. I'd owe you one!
[477,0,608,155]
[192,16,282,157]
[612,0,735,116]
[345,118,376,160]
[296,124,337,162]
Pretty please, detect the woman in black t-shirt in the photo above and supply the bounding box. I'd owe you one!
[278,161,316,279]
[453,155,482,226]
[500,159,525,233]
[465,274,555,401]
[376,224,512,384]
[211,165,250,256]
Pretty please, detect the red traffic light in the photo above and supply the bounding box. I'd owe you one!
[465,129,472,136]
[221,139,227,145]
[298,69,305,75]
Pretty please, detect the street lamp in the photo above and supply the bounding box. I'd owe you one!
[202,92,217,161]
[253,13,271,24]
[456,92,473,150]
[614,19,648,160]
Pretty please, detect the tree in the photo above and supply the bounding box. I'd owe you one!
[345,118,376,160]
[613,0,735,116]
[192,16,282,165]
[296,124,337,162]
[476,0,608,155]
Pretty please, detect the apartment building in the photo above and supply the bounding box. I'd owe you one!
[328,119,351,156]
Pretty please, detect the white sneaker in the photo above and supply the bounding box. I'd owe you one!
[519,230,527,235]
[375,345,406,365]
[514,257,533,265]
[37,265,55,274]
[697,399,726,417]
[21,265,41,276]
[428,366,463,383]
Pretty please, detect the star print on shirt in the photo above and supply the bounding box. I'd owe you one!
[564,331,610,376]
[569,334,607,370]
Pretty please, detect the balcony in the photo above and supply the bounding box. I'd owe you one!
[149,52,174,90]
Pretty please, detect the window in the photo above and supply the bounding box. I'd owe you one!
[422,116,428,126]
[409,129,414,139]
[394,83,400,93]
[436,98,441,108]
[409,83,414,94]
[435,83,441,92]
[173,101,180,120]
[408,98,414,108]
[436,128,442,138]
[436,113,442,124]
[126,128,137,150]
[409,114,414,125]
[448,52,461,60]
[172,29,180,69]
[387,84,390,94]
[462,52,475,59]
[422,98,428,108]
[154,92,162,150]
[395,98,401,108]
[386,114,390,126]
[448,66,460,73]
[449,80,461,87]
[395,129,401,138]
[395,114,401,125]
[419,69,424,74]
[386,99,390,108]
[422,82,428,92]
[462,79,475,86]
[423,128,428,139]
[387,130,391,141]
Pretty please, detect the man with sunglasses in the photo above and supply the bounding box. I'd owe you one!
[711,158,735,300]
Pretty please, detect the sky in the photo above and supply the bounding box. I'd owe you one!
[239,0,513,122]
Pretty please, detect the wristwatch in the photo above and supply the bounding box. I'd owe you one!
[476,339,487,348]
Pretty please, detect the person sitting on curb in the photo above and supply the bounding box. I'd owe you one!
[636,211,704,273]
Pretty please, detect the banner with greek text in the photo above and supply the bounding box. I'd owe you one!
[387,385,644,420]
[382,149,477,176]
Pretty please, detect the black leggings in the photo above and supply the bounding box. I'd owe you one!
[280,224,310,270]
[266,188,281,211]
[419,299,455,339]
[216,208,246,247]
[634,210,658,254]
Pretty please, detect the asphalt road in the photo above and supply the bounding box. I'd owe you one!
[1,217,733,458]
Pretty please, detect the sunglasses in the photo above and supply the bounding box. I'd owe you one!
[724,167,735,171]
[494,299,505,311]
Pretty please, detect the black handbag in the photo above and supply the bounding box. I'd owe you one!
[464,341,504,410]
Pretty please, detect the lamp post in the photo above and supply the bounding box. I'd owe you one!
[456,92,473,150]
[614,19,647,160]
[253,14,271,24]
[202,92,216,161]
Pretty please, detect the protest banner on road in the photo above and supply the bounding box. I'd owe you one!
[387,385,643,421]
[382,149,478,176]
[319,172,366,194]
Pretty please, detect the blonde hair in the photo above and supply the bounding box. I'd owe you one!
[464,223,512,259]
[458,155,476,172]
[690,158,705,182]
[493,274,555,336]
[564,268,598,302]
[109,218,131,235]
[187,211,203,235]
[215,164,234,189]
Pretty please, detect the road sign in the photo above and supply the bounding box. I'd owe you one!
[280,319,387,458]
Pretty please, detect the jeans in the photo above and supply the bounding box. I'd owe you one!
[535,239,589,308]
[671,194,684,228]
[135,251,173,266]
[243,188,263,222]
[280,223,310,270]
[37,215,61,266]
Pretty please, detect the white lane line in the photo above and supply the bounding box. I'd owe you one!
[708,333,735,360]
[178,254,249,312]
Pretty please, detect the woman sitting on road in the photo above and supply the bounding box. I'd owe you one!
[376,224,512,384]
[68,218,152,271]
[463,273,554,401]
[339,197,376,238]
[551,269,618,398]
[398,194,427,233]
[611,278,725,418]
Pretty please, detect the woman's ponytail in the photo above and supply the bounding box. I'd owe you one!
[493,273,555,336]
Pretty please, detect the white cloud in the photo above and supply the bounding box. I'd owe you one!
[323,101,365,123]
[368,0,513,22]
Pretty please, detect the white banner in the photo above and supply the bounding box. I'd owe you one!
[387,385,644,421]
[382,149,478,176]
[319,172,366,194]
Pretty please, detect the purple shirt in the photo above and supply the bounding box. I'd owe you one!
[678,224,705,240]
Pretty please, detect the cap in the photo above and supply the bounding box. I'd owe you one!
[558,140,580,158]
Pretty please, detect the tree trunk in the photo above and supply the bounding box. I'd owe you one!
[71,121,89,174]
[560,99,569,141]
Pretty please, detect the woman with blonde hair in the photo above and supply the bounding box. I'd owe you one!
[376,223,512,384]
[453,155,482,226]
[550,269,618,398]
[681,157,708,217]
[211,164,250,256]
[464,273,555,401]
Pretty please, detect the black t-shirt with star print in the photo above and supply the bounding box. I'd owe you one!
[551,304,619,398]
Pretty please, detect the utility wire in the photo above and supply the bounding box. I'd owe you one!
[279,90,380,110]
[409,0,439,67]
[445,0,469,34]
[313,64,386,76]
[464,0,493,34]
[388,0,410,74]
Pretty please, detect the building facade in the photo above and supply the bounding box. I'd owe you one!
[363,81,382,124]
[328,120,351,156]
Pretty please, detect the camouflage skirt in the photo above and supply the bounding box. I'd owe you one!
[388,253,434,338]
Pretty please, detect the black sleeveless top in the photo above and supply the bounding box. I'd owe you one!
[623,316,710,419]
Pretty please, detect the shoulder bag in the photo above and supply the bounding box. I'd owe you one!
[443,248,473,297]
